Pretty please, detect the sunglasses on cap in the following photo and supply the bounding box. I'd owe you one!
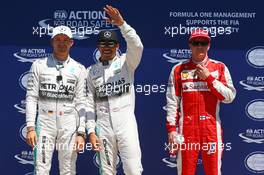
[190,41,209,46]
[98,41,117,48]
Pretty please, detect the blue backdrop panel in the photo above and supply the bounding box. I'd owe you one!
[0,0,264,174]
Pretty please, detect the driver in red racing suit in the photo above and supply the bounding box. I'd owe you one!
[166,28,236,175]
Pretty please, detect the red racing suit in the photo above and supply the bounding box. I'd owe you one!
[166,58,236,175]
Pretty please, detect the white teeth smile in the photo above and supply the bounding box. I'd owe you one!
[103,51,111,54]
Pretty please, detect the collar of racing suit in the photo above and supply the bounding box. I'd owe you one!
[52,54,71,69]
[99,56,118,66]
[191,57,209,66]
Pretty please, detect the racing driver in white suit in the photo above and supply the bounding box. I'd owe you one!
[26,25,87,174]
[87,5,143,175]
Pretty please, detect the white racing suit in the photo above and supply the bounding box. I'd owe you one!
[26,55,87,175]
[86,22,143,175]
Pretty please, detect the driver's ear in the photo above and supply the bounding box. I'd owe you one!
[70,40,74,47]
[207,43,210,51]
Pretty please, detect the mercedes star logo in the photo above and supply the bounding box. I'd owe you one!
[104,31,112,38]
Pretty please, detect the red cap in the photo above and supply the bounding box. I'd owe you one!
[189,28,211,42]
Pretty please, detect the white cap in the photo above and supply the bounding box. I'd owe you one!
[52,25,72,39]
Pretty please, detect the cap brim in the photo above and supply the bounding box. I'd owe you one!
[98,39,118,43]
[52,33,72,39]
[189,36,211,42]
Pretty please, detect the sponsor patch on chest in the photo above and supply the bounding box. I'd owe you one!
[182,81,209,92]
[181,69,219,80]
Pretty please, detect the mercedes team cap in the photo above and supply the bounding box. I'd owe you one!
[98,30,119,43]
[52,25,73,39]
[189,28,211,42]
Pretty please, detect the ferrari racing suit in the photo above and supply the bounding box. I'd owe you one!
[166,58,236,175]
[86,22,143,175]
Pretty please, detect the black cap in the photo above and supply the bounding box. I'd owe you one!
[98,30,119,43]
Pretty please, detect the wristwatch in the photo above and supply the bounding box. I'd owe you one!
[77,131,87,139]
[175,134,185,144]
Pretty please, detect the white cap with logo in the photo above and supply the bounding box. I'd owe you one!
[52,26,72,39]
